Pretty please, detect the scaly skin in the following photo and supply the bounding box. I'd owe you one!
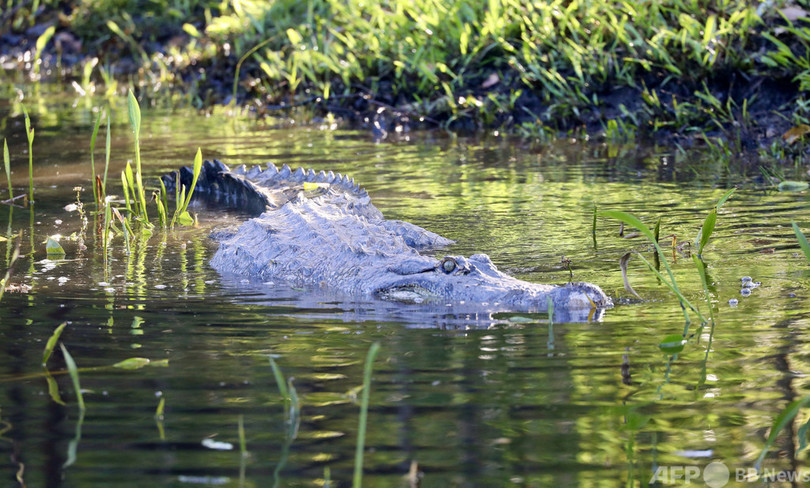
[163,160,612,321]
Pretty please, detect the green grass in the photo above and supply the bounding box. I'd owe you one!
[6,0,810,142]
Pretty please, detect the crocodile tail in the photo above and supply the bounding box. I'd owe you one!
[161,159,272,215]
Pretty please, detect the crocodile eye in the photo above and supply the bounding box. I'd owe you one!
[441,258,457,274]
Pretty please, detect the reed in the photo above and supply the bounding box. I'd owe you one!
[126,90,148,219]
[21,106,34,204]
[103,114,111,195]
[89,110,103,205]
[353,342,380,488]
[3,139,11,199]
[32,25,55,80]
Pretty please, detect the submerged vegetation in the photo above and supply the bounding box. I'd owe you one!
[3,0,810,151]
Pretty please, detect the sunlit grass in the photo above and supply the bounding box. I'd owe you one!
[8,0,806,139]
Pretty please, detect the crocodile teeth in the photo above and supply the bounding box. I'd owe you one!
[279,164,292,179]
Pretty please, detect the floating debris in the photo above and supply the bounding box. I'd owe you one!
[201,438,233,451]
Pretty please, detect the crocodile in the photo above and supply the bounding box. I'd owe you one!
[162,160,612,321]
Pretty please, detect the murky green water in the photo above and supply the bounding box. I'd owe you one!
[2,94,810,487]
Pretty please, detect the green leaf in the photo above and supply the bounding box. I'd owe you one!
[715,188,736,210]
[46,237,66,257]
[90,110,103,204]
[45,371,66,405]
[598,210,655,242]
[22,105,33,144]
[155,397,166,418]
[755,395,810,471]
[353,342,380,488]
[35,25,56,58]
[659,334,686,354]
[177,211,194,226]
[3,138,11,199]
[182,23,201,37]
[113,357,151,370]
[181,148,203,213]
[798,416,810,454]
[127,89,141,140]
[269,357,290,400]
[286,28,303,46]
[60,343,85,411]
[43,322,67,366]
[697,209,717,255]
[635,252,703,320]
[778,181,810,192]
[793,222,810,263]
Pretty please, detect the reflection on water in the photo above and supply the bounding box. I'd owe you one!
[2,98,810,486]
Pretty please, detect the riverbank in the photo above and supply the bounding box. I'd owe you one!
[2,1,810,153]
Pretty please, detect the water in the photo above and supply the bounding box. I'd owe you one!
[2,95,810,487]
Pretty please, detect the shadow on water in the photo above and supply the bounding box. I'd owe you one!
[2,95,810,486]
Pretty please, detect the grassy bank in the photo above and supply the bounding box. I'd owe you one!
[3,0,810,147]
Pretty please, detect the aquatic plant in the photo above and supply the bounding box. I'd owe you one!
[601,188,734,334]
[126,90,148,220]
[2,139,10,200]
[0,239,20,303]
[170,148,202,228]
[21,105,34,204]
[59,343,85,411]
[793,222,810,263]
[237,414,247,456]
[89,110,103,205]
[42,322,67,366]
[601,210,705,328]
[755,395,810,472]
[353,342,380,488]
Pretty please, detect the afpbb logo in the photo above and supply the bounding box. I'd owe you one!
[649,462,729,487]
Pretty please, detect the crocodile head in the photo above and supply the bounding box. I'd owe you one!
[375,253,612,317]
